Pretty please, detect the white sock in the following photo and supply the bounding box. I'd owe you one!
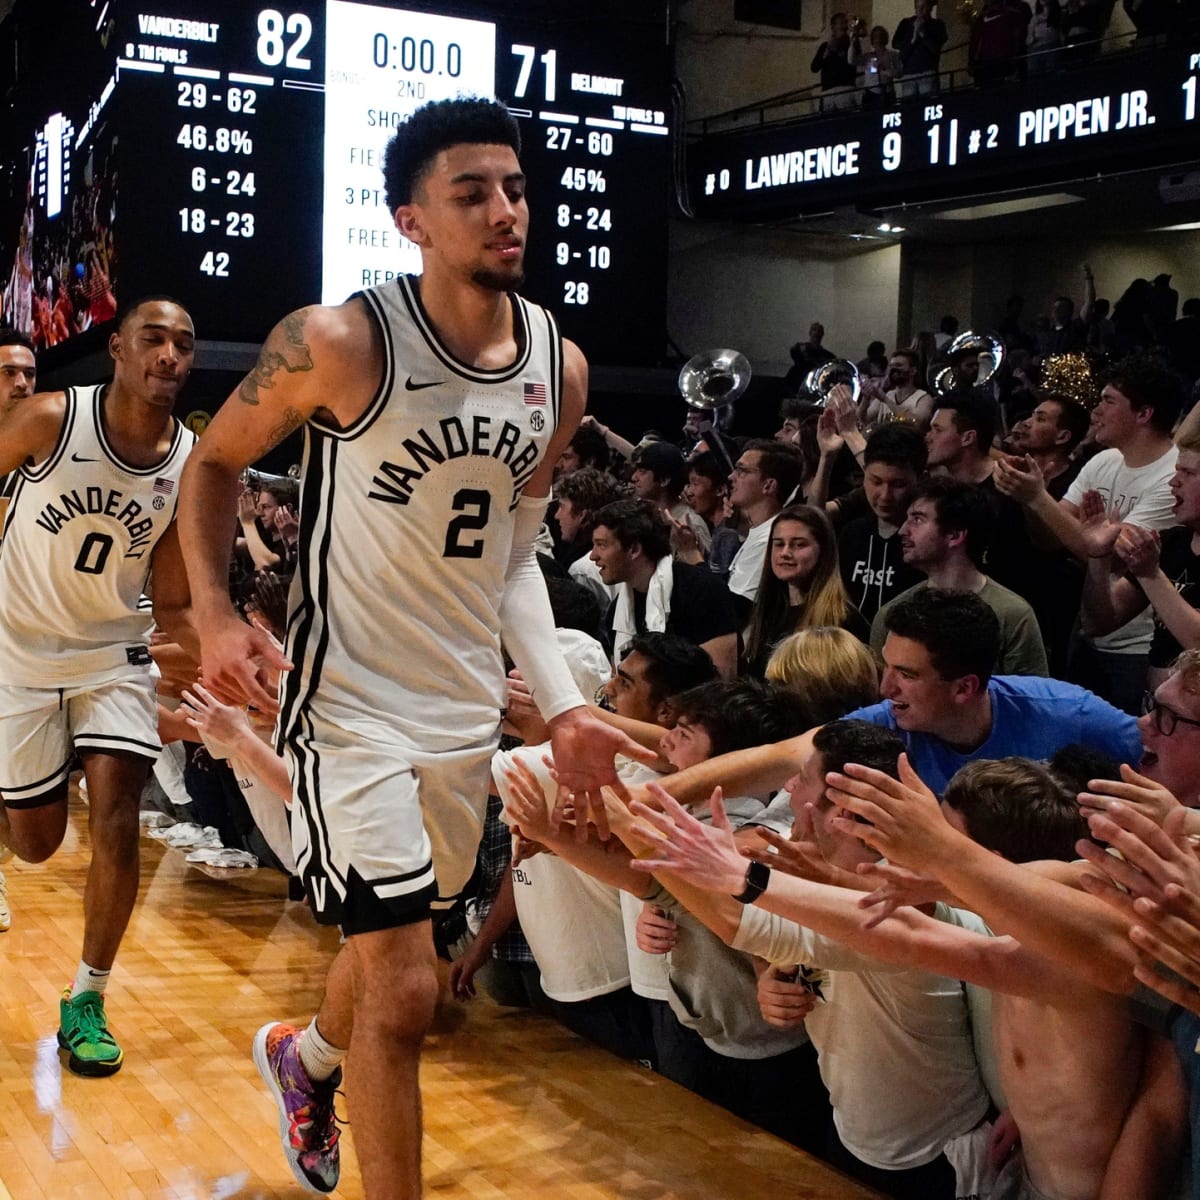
[70,961,110,999]
[298,1018,346,1082]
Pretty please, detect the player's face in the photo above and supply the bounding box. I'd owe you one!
[590,524,634,585]
[864,462,916,525]
[397,143,528,292]
[659,716,714,771]
[770,519,822,588]
[109,301,195,407]
[0,344,36,406]
[1171,450,1200,527]
[879,634,960,732]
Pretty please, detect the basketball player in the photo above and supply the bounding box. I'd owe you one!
[178,98,654,1198]
[0,296,198,1074]
[0,326,38,933]
[0,326,38,516]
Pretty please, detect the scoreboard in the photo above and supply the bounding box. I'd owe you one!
[689,41,1200,221]
[1,1,671,366]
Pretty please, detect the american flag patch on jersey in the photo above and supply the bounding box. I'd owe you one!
[523,382,547,406]
[153,477,175,496]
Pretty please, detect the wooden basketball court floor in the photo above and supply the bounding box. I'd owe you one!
[0,793,881,1200]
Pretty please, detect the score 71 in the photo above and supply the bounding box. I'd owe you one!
[512,44,558,102]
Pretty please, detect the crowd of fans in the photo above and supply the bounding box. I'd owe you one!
[51,265,1200,1197]
[433,272,1200,1198]
[0,141,119,350]
[808,0,1197,110]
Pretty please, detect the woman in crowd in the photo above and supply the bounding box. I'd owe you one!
[744,506,870,676]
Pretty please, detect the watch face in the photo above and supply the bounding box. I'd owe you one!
[735,858,771,902]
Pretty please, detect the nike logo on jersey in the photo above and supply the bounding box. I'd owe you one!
[71,453,98,463]
[404,377,444,391]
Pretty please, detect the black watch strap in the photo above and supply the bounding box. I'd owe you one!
[732,859,771,904]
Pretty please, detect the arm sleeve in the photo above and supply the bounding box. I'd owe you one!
[732,904,907,972]
[499,494,587,723]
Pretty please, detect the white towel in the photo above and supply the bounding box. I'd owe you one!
[611,555,674,661]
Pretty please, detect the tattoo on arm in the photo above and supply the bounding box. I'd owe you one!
[238,310,315,406]
[263,407,305,454]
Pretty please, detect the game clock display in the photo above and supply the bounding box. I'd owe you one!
[689,42,1200,221]
[74,1,669,364]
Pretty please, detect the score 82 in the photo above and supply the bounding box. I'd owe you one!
[881,130,902,172]
[256,9,313,68]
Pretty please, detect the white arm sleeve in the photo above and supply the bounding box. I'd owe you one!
[500,493,587,723]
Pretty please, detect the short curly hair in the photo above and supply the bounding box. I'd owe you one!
[554,468,626,523]
[383,98,521,211]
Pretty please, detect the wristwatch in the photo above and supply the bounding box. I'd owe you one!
[732,860,771,904]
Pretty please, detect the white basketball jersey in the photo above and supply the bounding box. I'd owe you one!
[278,276,563,753]
[0,384,194,687]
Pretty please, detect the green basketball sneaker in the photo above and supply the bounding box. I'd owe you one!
[58,988,124,1076]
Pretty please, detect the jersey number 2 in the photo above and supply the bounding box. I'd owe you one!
[74,531,114,575]
[443,489,491,559]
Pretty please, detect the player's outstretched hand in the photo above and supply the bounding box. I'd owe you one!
[547,705,658,841]
[200,612,291,714]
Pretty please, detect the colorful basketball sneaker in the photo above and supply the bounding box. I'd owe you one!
[0,868,9,933]
[58,988,123,1076]
[252,1022,341,1194]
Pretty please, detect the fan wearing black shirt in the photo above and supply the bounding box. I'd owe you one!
[590,499,739,680]
[839,424,927,625]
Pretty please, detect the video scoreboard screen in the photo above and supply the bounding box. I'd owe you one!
[690,41,1200,221]
[1,0,671,367]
